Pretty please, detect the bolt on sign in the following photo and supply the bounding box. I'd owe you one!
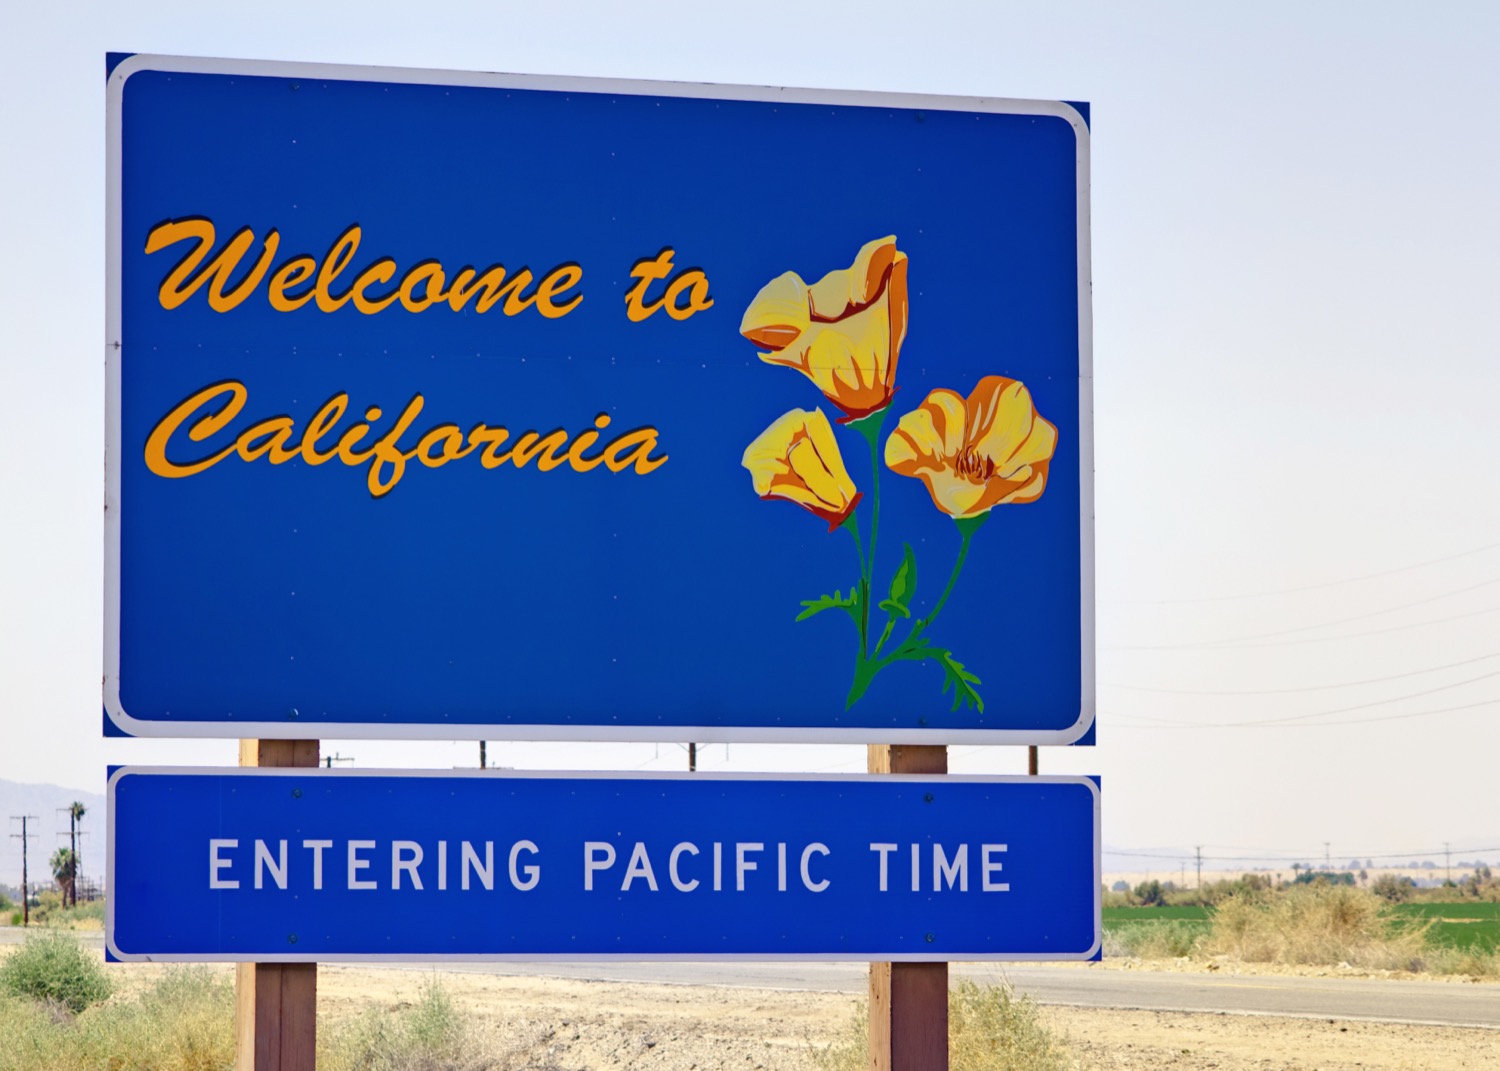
[105,55,1093,744]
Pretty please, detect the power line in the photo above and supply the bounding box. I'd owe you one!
[1103,539,1500,605]
[1215,665,1500,727]
[1102,649,1500,696]
[1104,604,1500,652]
[1106,845,1500,864]
[1160,575,1500,649]
[1108,695,1499,729]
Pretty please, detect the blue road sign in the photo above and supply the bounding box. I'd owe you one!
[107,769,1100,961]
[105,55,1093,743]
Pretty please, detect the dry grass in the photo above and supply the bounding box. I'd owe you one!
[813,980,1071,1071]
[0,966,503,1071]
[1200,884,1431,970]
[0,966,231,1071]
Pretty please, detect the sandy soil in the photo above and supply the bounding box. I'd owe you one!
[4,942,1495,1069]
[311,965,1500,1070]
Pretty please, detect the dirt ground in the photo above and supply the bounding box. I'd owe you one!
[313,965,1500,1071]
[4,940,1495,1069]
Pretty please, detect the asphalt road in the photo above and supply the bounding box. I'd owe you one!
[4,930,1494,1029]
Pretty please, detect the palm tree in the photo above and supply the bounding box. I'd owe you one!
[50,847,77,904]
[67,802,86,905]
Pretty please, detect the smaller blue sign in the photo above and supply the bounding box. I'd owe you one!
[107,769,1100,961]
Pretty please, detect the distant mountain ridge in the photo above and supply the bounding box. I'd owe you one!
[0,778,107,896]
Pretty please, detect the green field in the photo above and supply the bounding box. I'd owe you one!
[1102,906,1211,923]
[1103,902,1500,952]
[1392,902,1500,951]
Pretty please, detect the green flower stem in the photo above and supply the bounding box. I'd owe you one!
[842,511,866,581]
[866,512,990,673]
[841,513,870,658]
[847,409,889,671]
[921,513,987,631]
[848,409,889,586]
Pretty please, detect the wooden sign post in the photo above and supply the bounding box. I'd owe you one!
[237,739,319,1071]
[867,743,948,1071]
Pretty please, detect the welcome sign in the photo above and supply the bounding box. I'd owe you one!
[104,55,1094,742]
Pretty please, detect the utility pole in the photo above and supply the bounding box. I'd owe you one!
[9,816,37,926]
[688,743,697,772]
[478,742,486,769]
[1445,842,1452,883]
[1324,842,1331,870]
[58,804,86,906]
[1195,846,1203,890]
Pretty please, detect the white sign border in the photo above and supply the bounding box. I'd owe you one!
[106,766,1101,963]
[104,53,1094,745]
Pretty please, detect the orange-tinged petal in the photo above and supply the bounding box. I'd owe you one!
[885,377,1058,519]
[807,235,898,318]
[885,389,965,475]
[742,408,860,528]
[743,238,906,420]
[966,377,1044,470]
[740,271,810,351]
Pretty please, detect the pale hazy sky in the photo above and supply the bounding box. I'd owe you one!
[2,1,1497,881]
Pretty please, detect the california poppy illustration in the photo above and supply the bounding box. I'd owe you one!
[742,409,862,531]
[886,376,1057,518]
[740,236,908,423]
[741,239,1055,714]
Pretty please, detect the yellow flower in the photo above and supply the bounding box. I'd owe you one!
[742,408,862,530]
[884,376,1057,518]
[740,237,908,422]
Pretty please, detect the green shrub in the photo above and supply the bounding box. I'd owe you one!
[1371,874,1417,902]
[1133,879,1165,906]
[814,981,1070,1071]
[320,980,471,1071]
[41,900,105,932]
[0,930,113,1014]
[1293,869,1356,886]
[1104,920,1205,959]
[0,965,235,1071]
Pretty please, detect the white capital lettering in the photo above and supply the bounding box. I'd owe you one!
[303,840,331,890]
[348,840,376,890]
[982,844,1010,892]
[801,843,830,892]
[584,841,616,890]
[622,842,659,891]
[933,844,968,891]
[509,840,540,891]
[392,840,424,890]
[669,842,699,892]
[736,843,763,891]
[209,839,238,889]
[254,839,287,890]
[869,843,896,892]
[462,841,494,891]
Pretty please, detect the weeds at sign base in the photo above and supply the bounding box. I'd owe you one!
[813,980,1071,1071]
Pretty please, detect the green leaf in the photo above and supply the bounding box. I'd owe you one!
[879,544,917,619]
[795,587,860,623]
[935,650,984,713]
[887,642,984,713]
